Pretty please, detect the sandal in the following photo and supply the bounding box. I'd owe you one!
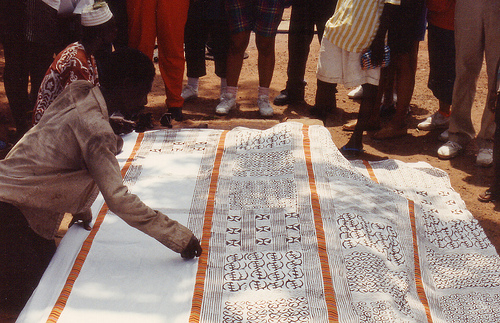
[478,190,499,203]
[340,145,364,159]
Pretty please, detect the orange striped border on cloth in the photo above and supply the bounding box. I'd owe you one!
[46,132,145,323]
[302,125,338,321]
[361,160,433,323]
[189,130,228,322]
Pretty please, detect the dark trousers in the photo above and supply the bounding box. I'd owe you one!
[494,103,500,191]
[3,40,54,136]
[184,3,230,79]
[1,0,58,138]
[107,0,129,50]
[285,0,337,90]
[0,202,56,312]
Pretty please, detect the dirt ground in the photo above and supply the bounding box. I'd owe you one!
[0,9,498,258]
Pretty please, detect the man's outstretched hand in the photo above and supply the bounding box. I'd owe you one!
[69,210,92,231]
[181,235,202,259]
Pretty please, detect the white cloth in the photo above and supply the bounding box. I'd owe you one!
[18,123,500,322]
[317,39,381,87]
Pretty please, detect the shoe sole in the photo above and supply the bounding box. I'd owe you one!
[437,151,461,160]
[475,161,493,168]
[417,124,449,131]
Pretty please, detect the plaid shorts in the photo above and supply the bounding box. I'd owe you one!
[225,0,287,37]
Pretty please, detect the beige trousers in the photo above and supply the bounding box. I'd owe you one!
[449,0,500,148]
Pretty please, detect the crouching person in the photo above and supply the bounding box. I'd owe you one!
[0,48,202,315]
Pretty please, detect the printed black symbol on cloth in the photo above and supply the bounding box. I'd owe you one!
[230,179,296,210]
[427,248,500,289]
[355,301,401,322]
[346,252,411,316]
[234,128,292,151]
[233,151,294,177]
[440,292,500,322]
[223,297,310,322]
[256,226,271,232]
[422,211,490,249]
[161,140,207,152]
[338,212,404,265]
[223,251,304,292]
[227,215,242,222]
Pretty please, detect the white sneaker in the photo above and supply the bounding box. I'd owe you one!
[437,141,463,159]
[417,112,449,130]
[347,85,364,99]
[215,92,236,115]
[476,148,493,167]
[257,95,274,117]
[438,129,449,142]
[181,84,198,101]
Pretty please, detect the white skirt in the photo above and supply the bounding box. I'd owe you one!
[316,38,381,88]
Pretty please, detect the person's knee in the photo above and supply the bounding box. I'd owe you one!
[255,35,275,56]
[229,32,250,55]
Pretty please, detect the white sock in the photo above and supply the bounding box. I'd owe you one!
[220,78,227,95]
[187,77,199,91]
[258,86,270,98]
[226,86,238,96]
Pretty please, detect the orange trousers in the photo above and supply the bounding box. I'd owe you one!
[127,0,189,108]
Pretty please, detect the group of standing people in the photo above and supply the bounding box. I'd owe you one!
[1,1,499,192]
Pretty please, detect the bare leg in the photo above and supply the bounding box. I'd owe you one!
[226,31,251,87]
[390,41,419,129]
[255,34,276,88]
[343,83,378,151]
[438,100,451,115]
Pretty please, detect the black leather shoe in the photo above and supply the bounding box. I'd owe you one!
[168,107,183,121]
[134,112,154,133]
[273,89,305,106]
[160,113,173,128]
[310,105,331,120]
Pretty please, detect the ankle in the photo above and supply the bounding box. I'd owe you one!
[438,110,451,118]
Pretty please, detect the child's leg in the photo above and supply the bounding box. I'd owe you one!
[313,79,337,118]
[343,83,378,151]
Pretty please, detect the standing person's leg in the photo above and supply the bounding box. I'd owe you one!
[253,0,285,116]
[157,0,190,121]
[255,34,276,89]
[418,23,454,131]
[3,39,31,139]
[447,0,483,146]
[210,19,231,80]
[372,41,419,139]
[183,1,208,101]
[255,33,277,116]
[478,100,500,201]
[475,0,500,166]
[127,0,158,60]
[313,80,337,119]
[342,83,378,156]
[107,0,129,49]
[226,31,251,88]
[210,18,231,98]
[0,202,57,314]
[215,31,251,115]
[274,0,313,105]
